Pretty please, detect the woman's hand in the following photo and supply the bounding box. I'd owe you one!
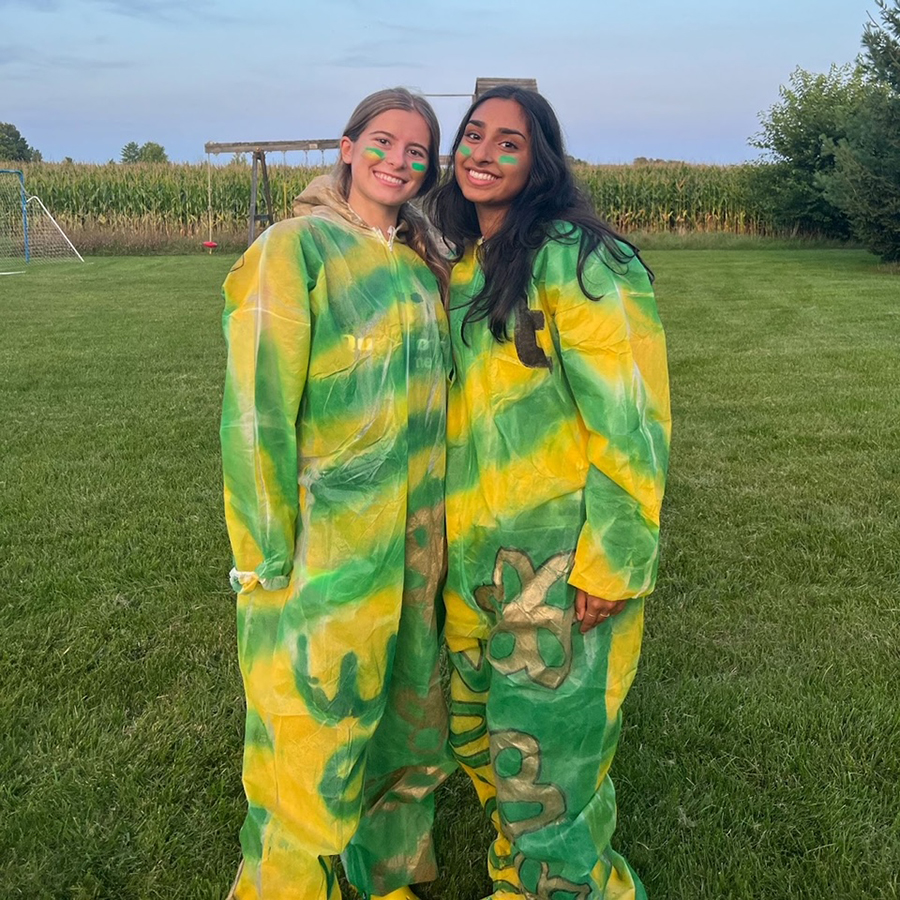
[574,589,628,634]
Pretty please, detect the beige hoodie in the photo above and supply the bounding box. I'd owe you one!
[292,173,449,249]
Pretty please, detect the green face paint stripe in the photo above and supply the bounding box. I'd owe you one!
[411,162,427,172]
[363,146,386,159]
[499,155,518,166]
[457,144,472,157]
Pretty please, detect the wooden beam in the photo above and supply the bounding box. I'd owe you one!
[204,139,340,155]
[473,78,538,101]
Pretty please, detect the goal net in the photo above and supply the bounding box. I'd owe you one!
[1,169,84,274]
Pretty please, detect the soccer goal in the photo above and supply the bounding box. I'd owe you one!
[1,169,84,275]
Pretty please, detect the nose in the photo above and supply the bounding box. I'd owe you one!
[385,144,407,168]
[470,142,493,164]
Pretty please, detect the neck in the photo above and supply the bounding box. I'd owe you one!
[475,205,508,241]
[346,187,400,237]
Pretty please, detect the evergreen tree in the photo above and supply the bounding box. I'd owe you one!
[863,0,900,91]
[121,141,141,164]
[824,1,900,260]
[121,141,169,164]
[0,123,39,162]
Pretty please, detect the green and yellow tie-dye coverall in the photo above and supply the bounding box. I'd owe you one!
[220,178,454,900]
[444,228,670,900]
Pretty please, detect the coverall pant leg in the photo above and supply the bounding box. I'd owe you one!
[343,505,453,893]
[232,508,451,900]
[446,585,647,900]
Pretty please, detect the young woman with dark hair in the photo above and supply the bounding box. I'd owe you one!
[221,88,453,900]
[427,85,671,900]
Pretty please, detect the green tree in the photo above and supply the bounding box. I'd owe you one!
[121,141,141,164]
[121,141,169,164]
[863,0,900,90]
[824,1,900,260]
[749,65,873,237]
[0,122,39,162]
[137,142,168,163]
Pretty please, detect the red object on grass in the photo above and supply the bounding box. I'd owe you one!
[202,240,218,249]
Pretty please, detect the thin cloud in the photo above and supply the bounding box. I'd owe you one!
[93,0,221,20]
[0,0,229,20]
[331,54,425,70]
[0,43,133,71]
[328,36,429,69]
[371,21,468,40]
[0,0,60,8]
[0,44,28,66]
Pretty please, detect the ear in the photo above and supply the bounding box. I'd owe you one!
[340,136,354,165]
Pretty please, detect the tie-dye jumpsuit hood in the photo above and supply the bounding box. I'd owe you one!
[444,226,670,900]
[221,174,454,900]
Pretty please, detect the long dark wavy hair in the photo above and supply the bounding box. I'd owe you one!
[427,85,650,340]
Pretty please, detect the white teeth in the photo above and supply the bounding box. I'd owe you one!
[468,170,499,182]
[374,171,404,186]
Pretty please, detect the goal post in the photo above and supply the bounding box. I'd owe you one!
[1,168,84,274]
[25,195,85,263]
[0,169,28,273]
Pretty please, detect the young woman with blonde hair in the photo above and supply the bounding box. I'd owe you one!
[221,88,453,900]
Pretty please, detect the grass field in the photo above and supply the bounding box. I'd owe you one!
[1,250,898,900]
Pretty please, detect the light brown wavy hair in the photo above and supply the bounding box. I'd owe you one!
[335,88,449,301]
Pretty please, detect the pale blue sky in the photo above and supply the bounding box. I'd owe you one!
[1,0,878,164]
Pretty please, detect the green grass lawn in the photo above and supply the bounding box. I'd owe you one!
[1,251,898,900]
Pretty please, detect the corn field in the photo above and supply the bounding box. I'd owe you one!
[5,160,776,254]
[574,163,768,235]
[6,161,328,253]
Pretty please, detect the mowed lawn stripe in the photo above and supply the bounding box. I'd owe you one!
[0,251,897,899]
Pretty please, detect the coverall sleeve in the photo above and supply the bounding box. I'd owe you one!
[547,240,671,601]
[220,224,313,593]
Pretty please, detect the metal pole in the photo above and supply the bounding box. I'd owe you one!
[206,152,213,244]
[249,153,259,246]
[259,152,274,230]
[18,171,29,263]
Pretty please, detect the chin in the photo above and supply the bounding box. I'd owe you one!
[375,188,409,207]
[457,184,481,203]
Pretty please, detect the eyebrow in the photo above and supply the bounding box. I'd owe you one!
[370,129,428,152]
[466,119,527,140]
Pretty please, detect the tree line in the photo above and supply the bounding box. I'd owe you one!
[0,123,42,163]
[2,1,898,259]
[0,126,168,166]
[751,0,900,260]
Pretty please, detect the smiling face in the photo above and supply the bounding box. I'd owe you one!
[341,108,432,226]
[454,97,533,227]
